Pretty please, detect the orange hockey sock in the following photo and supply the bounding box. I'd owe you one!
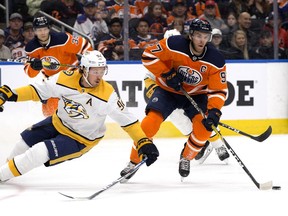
[141,110,164,138]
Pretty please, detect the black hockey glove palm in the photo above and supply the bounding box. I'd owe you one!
[137,138,159,166]
[161,68,183,91]
[0,85,18,112]
[30,58,43,70]
[202,108,222,131]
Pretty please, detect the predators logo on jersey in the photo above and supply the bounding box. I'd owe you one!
[62,96,89,119]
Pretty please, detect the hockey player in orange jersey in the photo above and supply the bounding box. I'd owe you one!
[120,19,228,180]
[24,16,92,117]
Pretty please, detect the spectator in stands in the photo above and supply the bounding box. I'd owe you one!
[8,0,30,21]
[74,0,109,49]
[227,0,249,17]
[97,17,137,60]
[199,1,229,34]
[96,0,109,22]
[40,0,84,27]
[248,0,271,33]
[234,11,259,49]
[190,0,221,18]
[26,0,44,17]
[129,18,158,60]
[226,11,238,33]
[279,0,288,29]
[210,28,229,54]
[0,29,12,59]
[4,13,24,51]
[248,0,270,20]
[250,30,287,59]
[226,29,250,59]
[106,0,140,20]
[167,17,185,35]
[131,18,158,48]
[222,11,238,49]
[166,1,195,26]
[11,21,35,60]
[263,11,288,50]
[143,1,168,40]
[134,0,150,18]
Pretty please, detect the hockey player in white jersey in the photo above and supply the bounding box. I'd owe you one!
[0,50,159,182]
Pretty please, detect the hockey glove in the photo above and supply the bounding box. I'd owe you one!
[161,68,183,91]
[202,108,222,131]
[0,85,18,111]
[137,138,159,166]
[30,58,43,70]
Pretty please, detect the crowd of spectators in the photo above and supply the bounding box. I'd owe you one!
[0,0,287,60]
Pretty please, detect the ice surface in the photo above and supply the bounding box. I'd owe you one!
[0,134,287,216]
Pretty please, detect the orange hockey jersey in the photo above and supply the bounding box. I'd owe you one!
[141,35,228,110]
[24,32,92,78]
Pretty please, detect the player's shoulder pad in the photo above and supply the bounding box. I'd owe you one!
[57,69,78,84]
[166,35,190,55]
[49,32,69,46]
[25,37,42,52]
[89,80,115,102]
[203,43,225,68]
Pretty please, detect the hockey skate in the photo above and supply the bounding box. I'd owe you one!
[179,157,190,178]
[195,141,213,164]
[120,161,138,183]
[215,145,230,163]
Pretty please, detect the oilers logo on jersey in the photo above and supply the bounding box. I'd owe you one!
[62,96,89,119]
[42,56,60,70]
[178,66,202,86]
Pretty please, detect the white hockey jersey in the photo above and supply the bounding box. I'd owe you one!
[14,69,144,147]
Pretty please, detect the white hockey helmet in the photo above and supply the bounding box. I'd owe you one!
[80,50,108,87]
[164,29,181,39]
[80,50,107,71]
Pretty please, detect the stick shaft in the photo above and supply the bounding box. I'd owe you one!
[180,86,272,190]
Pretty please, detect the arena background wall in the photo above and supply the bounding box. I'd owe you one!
[0,60,287,140]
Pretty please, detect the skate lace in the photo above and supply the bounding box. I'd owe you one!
[180,158,190,171]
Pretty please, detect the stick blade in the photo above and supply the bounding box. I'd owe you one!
[58,192,90,200]
[255,126,272,142]
[259,181,273,190]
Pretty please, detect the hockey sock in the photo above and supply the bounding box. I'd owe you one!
[0,142,49,181]
[141,110,163,138]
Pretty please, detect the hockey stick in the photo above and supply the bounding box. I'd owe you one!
[59,157,147,200]
[0,58,29,64]
[0,58,79,68]
[41,61,80,68]
[180,86,273,190]
[218,122,272,142]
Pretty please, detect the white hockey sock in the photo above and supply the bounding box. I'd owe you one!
[7,138,30,160]
[210,139,223,149]
[0,142,49,181]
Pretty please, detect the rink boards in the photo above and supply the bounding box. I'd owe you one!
[0,60,287,138]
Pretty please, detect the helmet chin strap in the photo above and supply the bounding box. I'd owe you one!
[82,68,93,87]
